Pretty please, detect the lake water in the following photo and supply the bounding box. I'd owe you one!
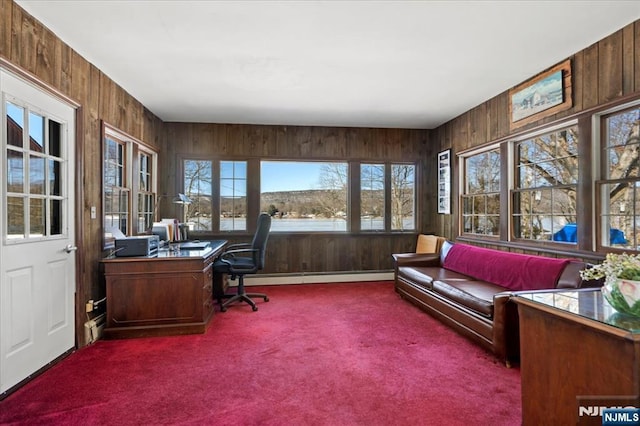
[210,217,414,232]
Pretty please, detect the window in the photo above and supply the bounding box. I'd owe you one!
[102,124,157,248]
[137,150,155,233]
[599,105,640,249]
[361,164,385,231]
[261,161,348,232]
[5,101,65,240]
[391,164,415,231]
[220,161,247,231]
[513,124,578,242]
[184,159,213,231]
[461,148,500,236]
[103,132,129,245]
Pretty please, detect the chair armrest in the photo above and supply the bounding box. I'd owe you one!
[221,248,258,257]
[225,242,252,250]
[391,253,441,268]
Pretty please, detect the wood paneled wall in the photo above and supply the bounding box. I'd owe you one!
[1,1,165,346]
[431,19,640,256]
[163,123,430,274]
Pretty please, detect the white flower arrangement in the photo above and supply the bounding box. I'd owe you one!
[580,253,640,317]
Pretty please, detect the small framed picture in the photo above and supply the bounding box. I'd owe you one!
[437,149,451,214]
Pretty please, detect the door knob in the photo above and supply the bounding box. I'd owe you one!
[64,244,78,253]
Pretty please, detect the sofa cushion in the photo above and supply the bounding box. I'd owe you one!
[432,279,507,318]
[442,243,571,291]
[398,266,472,290]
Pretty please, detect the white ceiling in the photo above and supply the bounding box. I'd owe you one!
[15,0,640,129]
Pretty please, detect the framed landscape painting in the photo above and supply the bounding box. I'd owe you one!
[509,59,572,129]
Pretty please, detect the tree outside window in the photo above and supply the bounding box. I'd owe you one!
[391,164,415,231]
[361,164,385,231]
[600,105,640,249]
[513,125,578,242]
[184,159,212,231]
[461,148,500,236]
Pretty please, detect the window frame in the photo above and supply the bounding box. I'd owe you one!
[594,100,640,252]
[183,158,214,233]
[360,163,386,232]
[102,122,157,249]
[459,144,501,238]
[510,121,579,245]
[181,157,419,235]
[260,159,350,233]
[220,160,248,231]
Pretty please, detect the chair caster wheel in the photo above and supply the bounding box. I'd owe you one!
[252,306,258,312]
[264,296,269,302]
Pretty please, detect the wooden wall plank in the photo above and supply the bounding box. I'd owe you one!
[635,21,640,92]
[598,29,623,103]
[622,22,635,95]
[572,52,584,112]
[582,43,599,109]
[0,0,10,58]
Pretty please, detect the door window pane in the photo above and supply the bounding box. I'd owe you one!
[49,119,61,157]
[49,159,61,196]
[7,149,24,192]
[28,112,44,152]
[50,199,62,235]
[6,102,23,147]
[29,197,45,237]
[7,196,24,239]
[29,154,45,194]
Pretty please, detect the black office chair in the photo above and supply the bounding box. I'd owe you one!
[214,213,271,312]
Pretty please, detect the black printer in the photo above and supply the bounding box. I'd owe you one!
[115,235,160,257]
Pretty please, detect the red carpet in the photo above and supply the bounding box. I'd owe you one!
[0,282,521,425]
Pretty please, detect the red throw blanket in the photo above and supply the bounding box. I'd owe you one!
[443,244,571,291]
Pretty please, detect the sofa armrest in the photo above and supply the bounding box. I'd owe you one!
[392,253,442,268]
[492,292,520,366]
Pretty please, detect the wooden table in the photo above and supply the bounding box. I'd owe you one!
[513,288,640,425]
[101,240,226,339]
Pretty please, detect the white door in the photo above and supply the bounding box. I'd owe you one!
[0,69,76,394]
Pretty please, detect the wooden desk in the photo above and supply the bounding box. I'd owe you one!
[101,240,226,339]
[513,289,640,426]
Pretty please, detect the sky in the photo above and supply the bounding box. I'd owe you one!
[261,161,326,192]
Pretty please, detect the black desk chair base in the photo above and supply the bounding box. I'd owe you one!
[219,277,269,312]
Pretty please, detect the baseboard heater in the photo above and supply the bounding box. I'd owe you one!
[84,313,106,344]
[242,270,394,286]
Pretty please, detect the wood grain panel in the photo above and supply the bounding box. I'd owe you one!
[598,29,623,103]
[582,42,599,109]
[0,0,10,58]
[622,22,635,95]
[636,21,640,92]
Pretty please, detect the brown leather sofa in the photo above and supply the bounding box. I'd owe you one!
[392,241,599,365]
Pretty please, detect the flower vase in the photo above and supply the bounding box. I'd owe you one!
[603,278,640,318]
